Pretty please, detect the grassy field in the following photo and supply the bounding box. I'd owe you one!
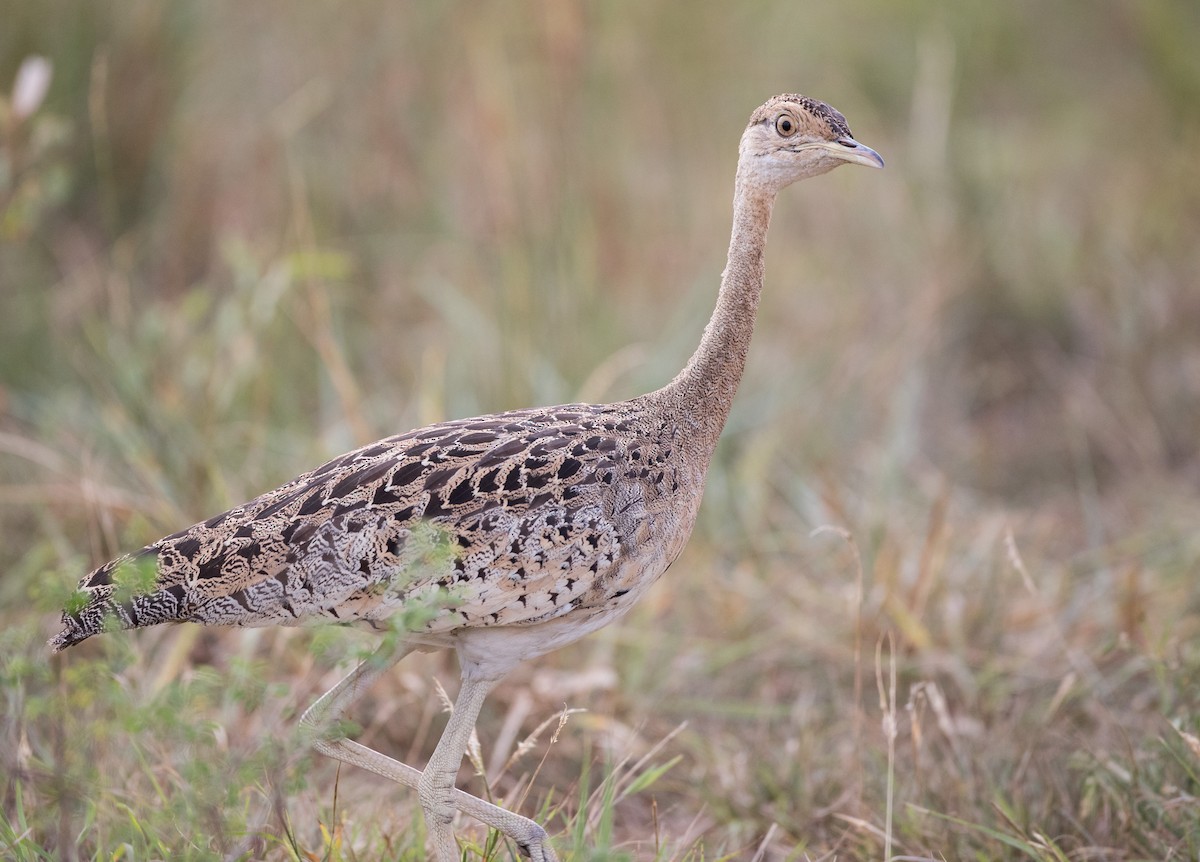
[3,1,1200,859]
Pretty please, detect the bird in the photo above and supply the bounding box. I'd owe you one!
[50,93,883,862]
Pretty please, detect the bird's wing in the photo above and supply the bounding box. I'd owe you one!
[52,404,664,649]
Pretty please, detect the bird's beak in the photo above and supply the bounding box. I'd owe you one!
[830,137,885,169]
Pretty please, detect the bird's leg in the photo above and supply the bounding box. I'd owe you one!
[299,643,558,862]
[299,638,417,767]
[418,673,502,862]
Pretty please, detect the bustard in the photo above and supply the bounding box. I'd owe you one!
[51,94,882,861]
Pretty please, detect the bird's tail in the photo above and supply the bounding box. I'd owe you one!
[48,548,184,652]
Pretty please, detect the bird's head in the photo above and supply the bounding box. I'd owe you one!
[738,93,884,191]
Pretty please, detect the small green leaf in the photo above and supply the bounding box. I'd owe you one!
[111,555,159,605]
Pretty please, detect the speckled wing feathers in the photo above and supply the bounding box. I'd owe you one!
[50,400,689,651]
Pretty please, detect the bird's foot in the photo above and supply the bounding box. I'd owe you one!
[516,829,558,862]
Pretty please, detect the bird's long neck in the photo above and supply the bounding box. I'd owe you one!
[655,173,776,457]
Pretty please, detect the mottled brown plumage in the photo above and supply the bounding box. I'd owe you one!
[51,94,882,861]
[51,402,692,651]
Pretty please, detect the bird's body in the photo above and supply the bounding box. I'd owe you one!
[51,94,882,861]
[53,398,702,669]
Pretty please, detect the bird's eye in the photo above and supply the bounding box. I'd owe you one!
[775,115,796,137]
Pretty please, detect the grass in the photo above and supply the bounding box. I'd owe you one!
[3,1,1200,859]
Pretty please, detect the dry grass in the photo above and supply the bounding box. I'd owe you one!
[2,1,1200,860]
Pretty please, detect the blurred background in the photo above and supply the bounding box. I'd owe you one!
[2,1,1198,859]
